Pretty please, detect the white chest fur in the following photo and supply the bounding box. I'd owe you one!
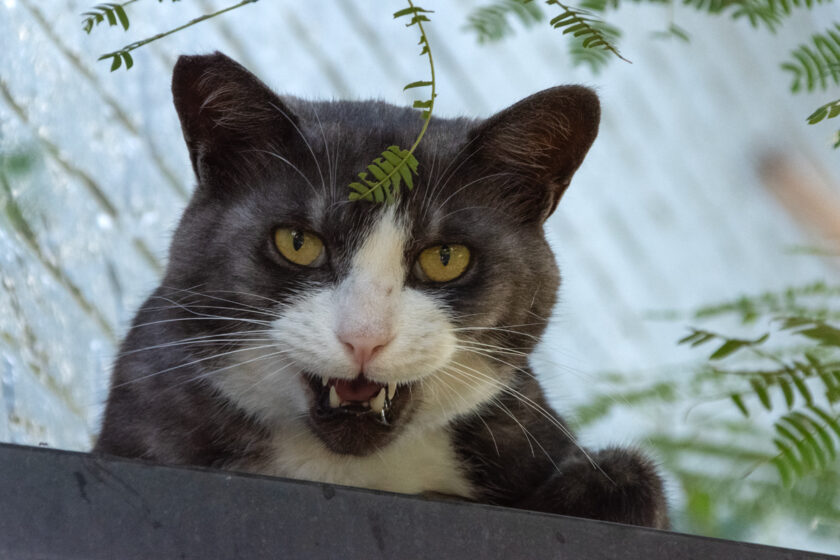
[258,422,475,499]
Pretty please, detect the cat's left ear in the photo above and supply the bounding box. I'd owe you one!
[469,86,600,222]
[171,51,300,188]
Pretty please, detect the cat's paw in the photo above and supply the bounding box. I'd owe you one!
[515,446,669,529]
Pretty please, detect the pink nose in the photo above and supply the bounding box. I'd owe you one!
[338,332,392,371]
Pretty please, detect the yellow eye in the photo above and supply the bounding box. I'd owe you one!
[417,244,470,283]
[274,228,324,266]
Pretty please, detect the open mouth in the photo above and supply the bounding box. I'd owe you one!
[304,373,413,455]
[308,375,399,423]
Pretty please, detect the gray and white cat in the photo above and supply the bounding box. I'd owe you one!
[96,52,668,528]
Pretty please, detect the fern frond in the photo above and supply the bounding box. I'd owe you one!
[99,50,134,72]
[807,98,840,124]
[689,281,840,324]
[464,0,544,43]
[772,406,840,485]
[782,23,840,92]
[569,19,622,72]
[677,327,770,359]
[729,0,785,31]
[680,0,834,31]
[349,146,420,203]
[81,1,135,34]
[651,23,691,42]
[785,318,840,347]
[546,0,629,63]
[579,0,621,11]
[744,0,835,28]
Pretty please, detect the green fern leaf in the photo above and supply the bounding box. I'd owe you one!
[711,339,746,360]
[678,329,705,345]
[731,393,750,417]
[404,80,433,90]
[789,370,814,405]
[809,405,840,439]
[393,5,434,18]
[771,453,794,487]
[808,98,840,124]
[708,333,768,360]
[778,376,795,409]
[546,1,628,63]
[783,24,840,93]
[780,414,824,468]
[464,0,544,43]
[796,322,840,347]
[569,18,621,72]
[579,0,620,11]
[773,438,804,479]
[793,410,836,461]
[81,2,132,34]
[750,378,773,410]
[348,146,419,204]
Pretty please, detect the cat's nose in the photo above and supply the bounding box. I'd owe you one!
[338,332,393,372]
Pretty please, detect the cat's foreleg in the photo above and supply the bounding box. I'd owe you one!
[514,447,669,529]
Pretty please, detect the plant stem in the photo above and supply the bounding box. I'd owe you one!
[353,0,436,201]
[99,0,260,62]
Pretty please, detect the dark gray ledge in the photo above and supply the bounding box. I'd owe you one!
[0,443,836,560]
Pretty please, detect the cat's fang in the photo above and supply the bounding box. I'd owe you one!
[387,382,397,401]
[328,386,340,408]
[370,388,387,413]
[322,377,329,387]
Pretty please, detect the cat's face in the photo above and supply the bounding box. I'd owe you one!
[165,53,599,456]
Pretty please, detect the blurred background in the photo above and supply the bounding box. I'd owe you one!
[1,0,839,554]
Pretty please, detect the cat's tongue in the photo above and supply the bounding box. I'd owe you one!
[333,377,384,402]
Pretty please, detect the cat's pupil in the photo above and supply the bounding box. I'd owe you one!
[292,230,304,251]
[440,245,451,266]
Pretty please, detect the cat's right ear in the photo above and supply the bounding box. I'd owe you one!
[468,86,600,223]
[171,51,299,188]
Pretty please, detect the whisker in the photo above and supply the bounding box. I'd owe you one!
[115,332,275,358]
[444,359,604,475]
[110,343,283,390]
[455,340,530,357]
[434,370,501,457]
[307,103,336,192]
[436,171,515,210]
[145,299,280,320]
[158,285,284,313]
[451,326,541,342]
[170,349,290,390]
[130,316,273,330]
[255,148,319,197]
[454,345,537,380]
[269,102,327,196]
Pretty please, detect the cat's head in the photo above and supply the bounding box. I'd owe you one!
[164,52,599,456]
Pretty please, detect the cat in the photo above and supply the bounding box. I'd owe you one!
[95,51,668,529]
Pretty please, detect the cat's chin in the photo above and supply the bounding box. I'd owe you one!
[303,373,415,456]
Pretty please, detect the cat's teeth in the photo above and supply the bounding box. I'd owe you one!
[329,386,340,408]
[322,377,329,387]
[369,388,387,413]
[387,382,397,401]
